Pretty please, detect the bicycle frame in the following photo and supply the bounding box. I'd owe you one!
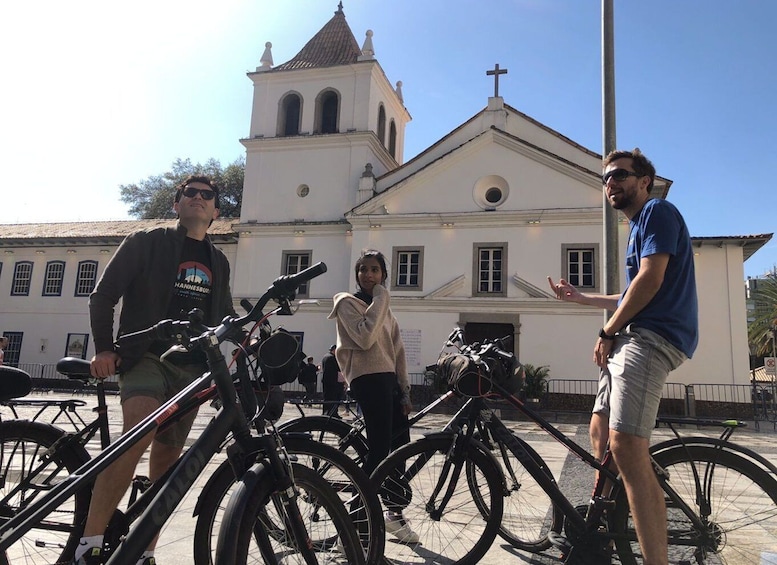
[0,263,329,565]
[0,351,252,565]
[480,378,716,547]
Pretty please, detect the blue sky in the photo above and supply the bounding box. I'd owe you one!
[2,0,775,277]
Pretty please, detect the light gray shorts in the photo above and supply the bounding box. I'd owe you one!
[593,325,687,438]
[119,353,204,447]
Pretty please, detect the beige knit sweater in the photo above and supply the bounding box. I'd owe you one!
[328,284,411,404]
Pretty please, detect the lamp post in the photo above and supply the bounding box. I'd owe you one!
[771,321,777,404]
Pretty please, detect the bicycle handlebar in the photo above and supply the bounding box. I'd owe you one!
[116,319,187,349]
[116,262,328,351]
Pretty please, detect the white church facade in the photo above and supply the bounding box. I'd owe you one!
[0,5,770,391]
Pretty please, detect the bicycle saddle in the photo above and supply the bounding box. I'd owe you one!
[0,366,32,401]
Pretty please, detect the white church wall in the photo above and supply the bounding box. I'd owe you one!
[0,245,111,365]
[378,141,601,215]
[517,311,602,381]
[671,243,751,386]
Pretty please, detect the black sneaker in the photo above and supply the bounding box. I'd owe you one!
[71,547,103,565]
[140,558,157,565]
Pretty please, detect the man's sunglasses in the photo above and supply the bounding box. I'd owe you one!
[602,168,641,184]
[182,186,217,200]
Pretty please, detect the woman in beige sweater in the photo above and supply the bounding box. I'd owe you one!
[328,249,419,543]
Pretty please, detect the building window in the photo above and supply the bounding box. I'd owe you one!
[278,92,302,136]
[316,90,339,134]
[388,120,397,159]
[377,104,386,146]
[473,243,507,296]
[392,247,424,291]
[75,261,98,297]
[2,332,23,366]
[282,251,311,297]
[562,244,599,292]
[11,261,33,296]
[42,261,66,296]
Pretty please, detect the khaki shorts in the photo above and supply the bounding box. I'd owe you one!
[593,326,687,438]
[119,353,205,447]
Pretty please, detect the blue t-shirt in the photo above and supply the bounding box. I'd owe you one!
[620,199,699,358]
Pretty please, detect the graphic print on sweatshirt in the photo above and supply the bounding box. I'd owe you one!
[174,261,213,304]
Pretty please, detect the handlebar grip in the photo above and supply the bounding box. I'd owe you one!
[240,298,254,314]
[272,262,327,294]
[116,319,175,348]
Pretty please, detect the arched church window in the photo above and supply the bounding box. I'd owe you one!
[377,104,386,146]
[316,90,339,134]
[388,119,397,159]
[278,93,302,137]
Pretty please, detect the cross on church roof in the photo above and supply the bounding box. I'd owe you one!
[486,63,508,97]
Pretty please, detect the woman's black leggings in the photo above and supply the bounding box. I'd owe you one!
[348,372,410,476]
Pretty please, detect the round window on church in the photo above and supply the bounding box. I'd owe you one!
[473,175,509,209]
[485,187,502,204]
[297,184,310,198]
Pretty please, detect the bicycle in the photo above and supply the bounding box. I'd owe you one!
[368,328,777,564]
[278,329,563,554]
[0,262,374,565]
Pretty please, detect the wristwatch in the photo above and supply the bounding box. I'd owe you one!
[598,328,615,340]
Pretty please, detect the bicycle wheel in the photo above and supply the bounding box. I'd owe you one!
[277,416,369,463]
[0,420,91,565]
[193,436,383,564]
[228,463,365,564]
[471,429,562,552]
[371,435,503,565]
[612,444,777,564]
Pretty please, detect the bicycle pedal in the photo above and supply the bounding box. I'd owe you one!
[548,531,573,551]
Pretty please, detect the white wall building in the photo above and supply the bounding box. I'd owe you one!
[0,5,771,389]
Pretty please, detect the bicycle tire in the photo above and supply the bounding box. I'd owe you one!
[193,435,383,564]
[612,444,777,564]
[277,416,369,463]
[371,435,503,565]
[227,462,366,564]
[470,428,563,552]
[0,419,91,565]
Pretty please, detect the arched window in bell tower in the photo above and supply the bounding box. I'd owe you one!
[278,92,302,137]
[388,119,397,159]
[315,89,340,134]
[377,104,386,146]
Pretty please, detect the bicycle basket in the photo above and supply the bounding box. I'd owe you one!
[437,350,524,398]
[255,328,303,385]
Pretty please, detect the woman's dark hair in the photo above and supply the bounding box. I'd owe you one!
[354,249,388,290]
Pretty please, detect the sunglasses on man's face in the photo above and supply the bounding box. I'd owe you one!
[602,168,641,185]
[182,186,216,200]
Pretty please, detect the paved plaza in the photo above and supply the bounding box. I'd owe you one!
[4,390,777,564]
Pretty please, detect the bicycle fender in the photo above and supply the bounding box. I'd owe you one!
[650,437,777,476]
[213,461,272,564]
[192,460,233,517]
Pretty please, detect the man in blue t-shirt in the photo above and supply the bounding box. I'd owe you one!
[548,148,698,564]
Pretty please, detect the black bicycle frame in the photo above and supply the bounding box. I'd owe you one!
[0,339,253,565]
[484,378,711,542]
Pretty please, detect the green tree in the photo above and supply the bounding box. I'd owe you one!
[120,157,244,218]
[747,268,777,358]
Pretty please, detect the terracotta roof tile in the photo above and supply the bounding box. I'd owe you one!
[0,218,237,244]
[274,7,361,71]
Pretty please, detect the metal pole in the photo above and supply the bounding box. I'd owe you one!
[771,324,777,408]
[602,0,620,310]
